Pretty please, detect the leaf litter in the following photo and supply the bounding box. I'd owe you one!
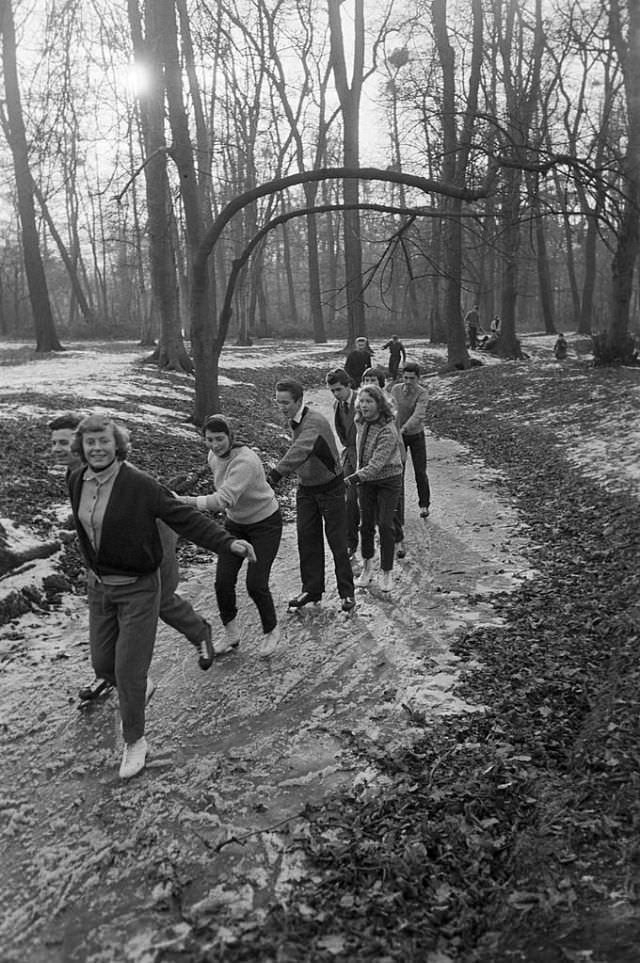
[0,333,638,961]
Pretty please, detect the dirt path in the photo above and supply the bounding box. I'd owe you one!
[0,393,532,962]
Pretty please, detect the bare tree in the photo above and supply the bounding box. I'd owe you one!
[328,0,366,344]
[126,0,194,372]
[0,0,62,351]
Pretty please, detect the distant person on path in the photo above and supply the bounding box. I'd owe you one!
[391,362,431,521]
[381,335,406,380]
[177,414,283,658]
[553,333,568,360]
[267,379,355,612]
[326,369,360,557]
[50,413,217,704]
[346,385,403,593]
[345,336,373,388]
[464,305,481,349]
[67,414,256,780]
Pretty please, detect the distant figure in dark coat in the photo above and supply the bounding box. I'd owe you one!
[553,333,568,360]
[381,335,406,380]
[345,337,373,387]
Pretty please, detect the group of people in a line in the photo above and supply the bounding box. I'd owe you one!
[47,350,431,781]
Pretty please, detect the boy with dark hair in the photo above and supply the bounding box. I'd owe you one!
[391,362,431,523]
[268,380,355,611]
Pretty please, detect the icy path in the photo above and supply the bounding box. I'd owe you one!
[0,409,531,962]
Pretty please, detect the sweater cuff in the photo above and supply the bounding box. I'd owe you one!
[196,495,209,510]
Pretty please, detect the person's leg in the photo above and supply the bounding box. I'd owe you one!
[296,486,325,597]
[215,550,244,626]
[405,431,431,509]
[376,476,403,570]
[358,482,377,561]
[319,484,355,599]
[345,482,360,554]
[88,573,119,684]
[242,509,283,633]
[157,525,209,644]
[112,572,161,745]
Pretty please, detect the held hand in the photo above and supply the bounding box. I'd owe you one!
[230,539,257,563]
[344,473,358,488]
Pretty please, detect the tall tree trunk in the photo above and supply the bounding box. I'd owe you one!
[0,0,62,352]
[603,0,640,362]
[328,0,365,344]
[128,0,193,371]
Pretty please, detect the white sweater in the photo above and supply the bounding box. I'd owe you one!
[200,446,278,525]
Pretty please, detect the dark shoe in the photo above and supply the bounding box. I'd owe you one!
[288,591,322,609]
[420,507,430,519]
[78,678,111,702]
[396,540,406,559]
[197,621,214,670]
[341,596,356,612]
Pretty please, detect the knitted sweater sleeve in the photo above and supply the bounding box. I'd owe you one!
[356,423,401,482]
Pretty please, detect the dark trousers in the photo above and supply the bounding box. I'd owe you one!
[360,475,403,571]
[159,542,208,644]
[404,431,430,509]
[215,508,283,634]
[88,570,160,744]
[346,481,360,553]
[296,482,355,599]
[389,356,401,380]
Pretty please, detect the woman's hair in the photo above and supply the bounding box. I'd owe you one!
[356,384,395,422]
[361,367,386,388]
[71,414,130,462]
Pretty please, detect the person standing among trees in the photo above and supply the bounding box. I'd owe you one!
[326,369,360,557]
[176,414,283,658]
[464,305,481,349]
[267,379,356,612]
[381,335,406,380]
[391,362,431,522]
[345,336,373,388]
[67,413,256,781]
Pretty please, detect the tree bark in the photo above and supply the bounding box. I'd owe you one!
[0,0,62,352]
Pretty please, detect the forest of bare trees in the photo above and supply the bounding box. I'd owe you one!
[0,0,639,409]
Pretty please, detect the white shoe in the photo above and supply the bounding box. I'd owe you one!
[214,619,241,655]
[119,737,148,779]
[258,625,280,658]
[355,559,374,587]
[379,570,393,593]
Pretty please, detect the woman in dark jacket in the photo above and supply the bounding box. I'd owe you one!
[68,414,255,781]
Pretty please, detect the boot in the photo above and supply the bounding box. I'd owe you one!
[380,569,393,593]
[356,559,374,587]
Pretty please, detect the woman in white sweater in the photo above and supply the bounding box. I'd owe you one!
[178,415,282,657]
